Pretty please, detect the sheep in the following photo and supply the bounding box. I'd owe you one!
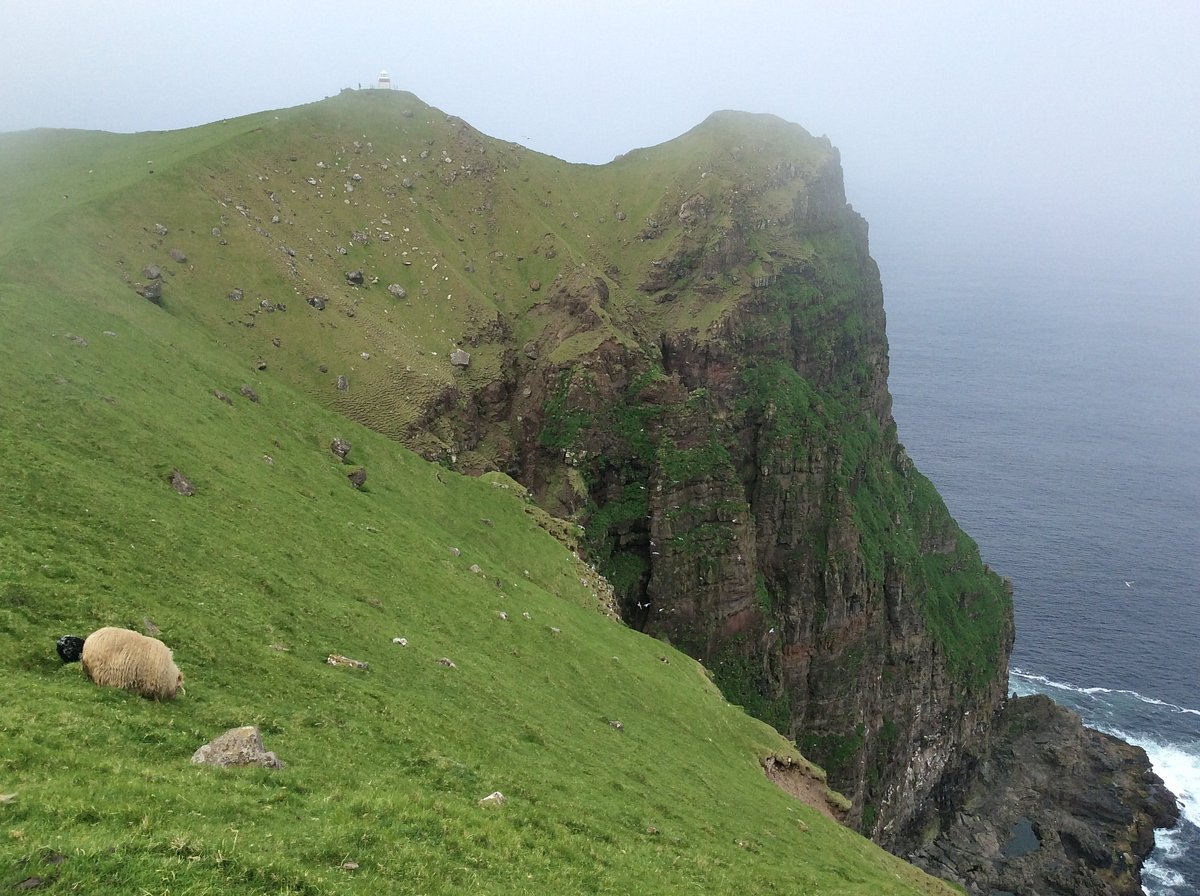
[78,627,184,700]
[56,635,85,663]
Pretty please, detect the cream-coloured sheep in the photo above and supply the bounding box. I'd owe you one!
[81,627,184,700]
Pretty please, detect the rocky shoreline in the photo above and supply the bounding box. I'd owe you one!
[910,694,1179,896]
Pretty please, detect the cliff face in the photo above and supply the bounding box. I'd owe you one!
[395,110,1017,848]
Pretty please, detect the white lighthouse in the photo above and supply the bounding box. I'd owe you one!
[377,70,393,90]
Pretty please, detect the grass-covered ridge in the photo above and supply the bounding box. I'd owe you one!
[0,98,957,893]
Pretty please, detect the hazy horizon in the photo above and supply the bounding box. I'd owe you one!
[5,2,1198,280]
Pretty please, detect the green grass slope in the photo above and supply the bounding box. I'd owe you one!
[0,103,955,893]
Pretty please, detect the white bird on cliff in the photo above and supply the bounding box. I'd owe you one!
[1124,581,1135,588]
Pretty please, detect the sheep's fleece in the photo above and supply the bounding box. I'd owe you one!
[81,627,184,700]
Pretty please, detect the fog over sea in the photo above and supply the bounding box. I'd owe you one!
[875,232,1200,894]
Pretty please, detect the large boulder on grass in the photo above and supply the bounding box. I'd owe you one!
[191,726,284,769]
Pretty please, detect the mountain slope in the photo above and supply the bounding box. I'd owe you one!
[0,97,959,893]
[2,88,1014,846]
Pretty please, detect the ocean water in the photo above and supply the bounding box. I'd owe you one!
[875,238,1200,894]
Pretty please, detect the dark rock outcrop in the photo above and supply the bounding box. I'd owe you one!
[169,469,195,496]
[140,280,163,304]
[910,695,1179,895]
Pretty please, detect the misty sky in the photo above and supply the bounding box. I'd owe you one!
[4,1,1198,276]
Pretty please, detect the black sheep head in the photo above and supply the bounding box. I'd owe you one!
[56,635,85,663]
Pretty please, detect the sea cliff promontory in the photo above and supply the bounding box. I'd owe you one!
[0,88,1175,893]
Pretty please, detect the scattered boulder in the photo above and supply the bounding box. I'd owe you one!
[326,654,369,671]
[142,264,161,280]
[308,296,327,310]
[227,288,243,302]
[169,469,195,496]
[436,657,457,668]
[345,269,365,285]
[529,279,541,292]
[213,389,232,405]
[168,248,187,263]
[253,358,267,371]
[336,375,349,392]
[469,564,482,574]
[347,467,367,489]
[330,437,352,461]
[450,348,471,368]
[478,791,507,808]
[609,720,624,731]
[239,384,259,403]
[141,280,163,304]
[392,637,408,646]
[387,283,407,299]
[191,725,284,769]
[154,223,169,236]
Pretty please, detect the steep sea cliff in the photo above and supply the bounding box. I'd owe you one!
[14,89,1171,889]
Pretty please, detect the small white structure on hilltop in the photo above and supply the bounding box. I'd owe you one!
[377,70,393,90]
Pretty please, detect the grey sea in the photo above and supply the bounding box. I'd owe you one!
[876,234,1200,894]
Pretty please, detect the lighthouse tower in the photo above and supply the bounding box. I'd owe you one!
[377,70,392,90]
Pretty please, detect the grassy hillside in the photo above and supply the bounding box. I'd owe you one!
[0,99,956,893]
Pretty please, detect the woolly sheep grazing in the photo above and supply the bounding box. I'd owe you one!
[80,627,184,700]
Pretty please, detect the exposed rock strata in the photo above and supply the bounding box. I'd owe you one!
[911,695,1179,895]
